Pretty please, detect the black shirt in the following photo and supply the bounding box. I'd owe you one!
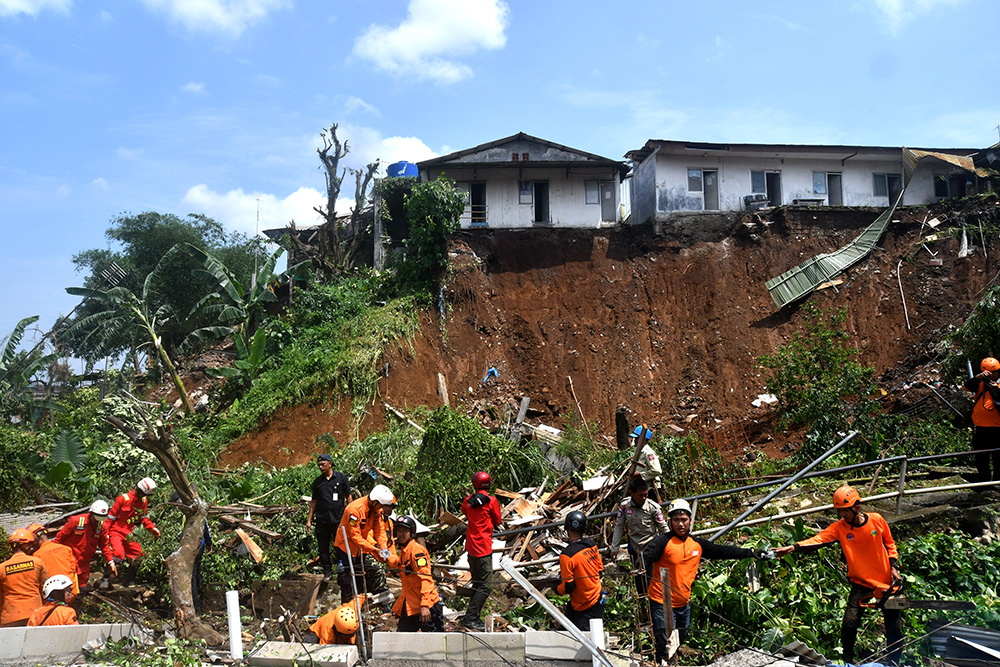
[311,471,352,526]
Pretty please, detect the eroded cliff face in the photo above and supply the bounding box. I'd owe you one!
[221,199,1000,467]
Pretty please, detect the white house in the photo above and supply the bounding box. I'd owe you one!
[625,140,981,224]
[417,133,629,229]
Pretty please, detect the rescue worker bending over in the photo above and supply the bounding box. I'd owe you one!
[334,484,394,605]
[775,486,904,666]
[0,529,49,627]
[53,500,108,592]
[28,523,79,596]
[303,598,361,645]
[610,477,667,596]
[557,511,604,631]
[27,575,78,627]
[101,477,161,589]
[387,515,445,632]
[643,499,766,666]
[460,471,502,631]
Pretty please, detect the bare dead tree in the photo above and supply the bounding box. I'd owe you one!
[287,123,380,279]
[105,410,224,645]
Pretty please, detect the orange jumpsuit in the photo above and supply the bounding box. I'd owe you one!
[308,601,359,645]
[794,511,898,590]
[557,538,604,612]
[0,552,48,626]
[389,540,440,617]
[27,601,78,626]
[34,541,80,595]
[334,497,388,558]
[102,489,157,563]
[54,512,105,583]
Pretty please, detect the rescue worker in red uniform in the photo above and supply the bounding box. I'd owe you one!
[53,499,108,592]
[100,478,161,589]
[557,511,605,631]
[775,486,904,666]
[964,357,1000,481]
[27,523,79,595]
[643,499,765,666]
[460,471,502,631]
[0,529,49,627]
[333,484,393,605]
[387,515,444,632]
[303,598,361,645]
[27,575,78,627]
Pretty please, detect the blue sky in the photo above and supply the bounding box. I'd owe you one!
[2,0,998,359]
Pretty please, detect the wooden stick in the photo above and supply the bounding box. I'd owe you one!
[567,375,594,440]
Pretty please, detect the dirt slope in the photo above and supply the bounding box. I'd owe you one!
[219,198,1000,468]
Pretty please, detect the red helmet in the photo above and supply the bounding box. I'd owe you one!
[472,471,491,490]
[983,357,1000,373]
[833,485,862,509]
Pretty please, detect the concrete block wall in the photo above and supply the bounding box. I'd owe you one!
[0,622,151,663]
[372,630,594,664]
[247,641,358,667]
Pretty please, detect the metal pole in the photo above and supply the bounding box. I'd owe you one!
[342,525,368,664]
[895,459,907,517]
[499,557,615,667]
[707,432,857,542]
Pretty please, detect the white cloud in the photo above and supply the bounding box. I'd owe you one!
[866,0,965,34]
[181,184,324,235]
[352,0,509,84]
[335,123,439,171]
[56,183,70,197]
[138,0,289,37]
[344,96,380,117]
[90,177,109,190]
[0,0,70,17]
[181,81,205,94]
[117,147,144,160]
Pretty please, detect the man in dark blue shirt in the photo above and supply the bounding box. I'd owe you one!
[307,454,353,580]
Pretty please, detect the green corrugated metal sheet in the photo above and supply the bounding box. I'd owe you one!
[766,199,899,308]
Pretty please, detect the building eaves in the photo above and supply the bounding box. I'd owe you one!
[625,139,980,164]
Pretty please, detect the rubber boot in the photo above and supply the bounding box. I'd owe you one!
[120,561,139,587]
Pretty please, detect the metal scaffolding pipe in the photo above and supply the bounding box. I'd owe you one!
[706,431,857,542]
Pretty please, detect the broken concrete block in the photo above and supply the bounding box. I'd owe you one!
[524,630,590,661]
[246,640,357,667]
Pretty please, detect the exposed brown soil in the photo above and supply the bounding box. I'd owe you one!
[219,197,1000,468]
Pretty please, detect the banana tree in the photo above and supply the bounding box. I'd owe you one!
[66,247,196,414]
[0,316,61,424]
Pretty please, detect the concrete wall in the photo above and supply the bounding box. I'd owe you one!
[425,165,621,229]
[630,154,657,225]
[371,630,594,665]
[641,152,950,217]
[0,623,151,663]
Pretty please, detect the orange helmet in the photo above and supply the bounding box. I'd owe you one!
[333,604,359,635]
[26,523,44,536]
[832,485,861,509]
[983,357,1000,373]
[8,529,35,545]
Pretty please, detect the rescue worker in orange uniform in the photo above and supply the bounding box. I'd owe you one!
[0,529,49,627]
[333,484,393,605]
[54,500,109,591]
[303,598,362,644]
[964,356,1000,481]
[100,477,161,589]
[27,575,78,627]
[557,511,604,631]
[27,523,79,595]
[643,499,765,666]
[387,515,444,632]
[460,471,502,631]
[775,486,903,666]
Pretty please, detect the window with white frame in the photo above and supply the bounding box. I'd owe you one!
[812,172,827,194]
[585,181,600,204]
[687,169,703,192]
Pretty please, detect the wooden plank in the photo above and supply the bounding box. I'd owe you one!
[220,515,282,541]
[234,528,264,563]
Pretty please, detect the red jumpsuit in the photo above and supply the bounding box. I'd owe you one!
[102,489,157,563]
[54,512,105,585]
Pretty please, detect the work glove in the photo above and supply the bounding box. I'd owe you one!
[379,548,392,562]
[108,561,118,577]
[754,549,776,561]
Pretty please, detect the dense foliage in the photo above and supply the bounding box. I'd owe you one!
[395,177,466,295]
[944,281,1000,381]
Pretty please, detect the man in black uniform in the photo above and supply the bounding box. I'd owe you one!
[306,454,353,580]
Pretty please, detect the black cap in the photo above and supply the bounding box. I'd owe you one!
[318,454,333,462]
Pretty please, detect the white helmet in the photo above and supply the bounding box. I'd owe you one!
[43,574,74,599]
[369,484,395,506]
[90,500,109,517]
[667,498,692,516]
[137,478,157,494]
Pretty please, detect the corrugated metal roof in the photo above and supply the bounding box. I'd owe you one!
[928,620,1000,661]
